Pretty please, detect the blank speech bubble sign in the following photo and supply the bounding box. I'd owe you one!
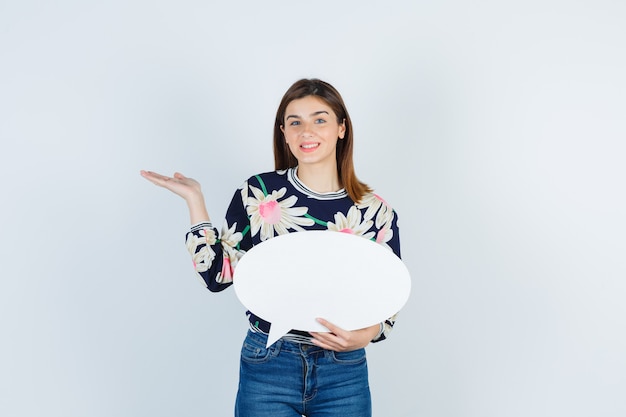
[233,231,411,348]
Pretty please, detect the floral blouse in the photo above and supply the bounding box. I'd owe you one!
[185,167,402,343]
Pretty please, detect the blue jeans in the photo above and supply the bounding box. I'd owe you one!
[234,330,372,417]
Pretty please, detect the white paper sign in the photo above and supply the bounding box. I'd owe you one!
[233,231,411,347]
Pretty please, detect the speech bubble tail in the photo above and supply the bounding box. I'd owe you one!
[266,324,290,348]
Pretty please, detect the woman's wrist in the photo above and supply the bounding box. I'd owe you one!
[187,194,210,224]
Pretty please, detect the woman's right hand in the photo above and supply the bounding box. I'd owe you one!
[140,170,210,223]
[140,170,202,201]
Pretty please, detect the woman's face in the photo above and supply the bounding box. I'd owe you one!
[280,95,346,170]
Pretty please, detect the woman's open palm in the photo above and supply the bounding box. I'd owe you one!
[140,170,202,201]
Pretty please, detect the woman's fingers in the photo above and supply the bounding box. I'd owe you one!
[310,318,380,352]
[141,170,173,187]
[140,170,168,180]
[140,170,198,199]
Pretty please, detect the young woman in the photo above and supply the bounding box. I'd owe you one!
[141,78,401,417]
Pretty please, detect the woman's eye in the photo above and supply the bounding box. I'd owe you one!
[289,121,300,126]
[315,118,326,124]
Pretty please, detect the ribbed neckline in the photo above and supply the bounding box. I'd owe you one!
[287,167,348,200]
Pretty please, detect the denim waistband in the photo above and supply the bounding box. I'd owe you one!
[244,329,326,355]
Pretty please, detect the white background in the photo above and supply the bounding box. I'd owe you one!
[1,1,625,416]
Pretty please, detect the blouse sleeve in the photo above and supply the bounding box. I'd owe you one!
[184,183,252,292]
[371,207,402,343]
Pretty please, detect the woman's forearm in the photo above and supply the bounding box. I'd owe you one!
[186,193,210,225]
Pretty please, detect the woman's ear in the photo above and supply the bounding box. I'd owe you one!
[338,119,346,139]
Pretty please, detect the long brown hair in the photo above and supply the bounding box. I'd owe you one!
[273,78,371,203]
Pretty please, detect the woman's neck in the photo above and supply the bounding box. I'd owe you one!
[295,164,341,193]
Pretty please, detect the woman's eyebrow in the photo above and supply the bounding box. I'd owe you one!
[285,110,329,120]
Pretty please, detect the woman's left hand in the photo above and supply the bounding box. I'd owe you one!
[310,318,380,352]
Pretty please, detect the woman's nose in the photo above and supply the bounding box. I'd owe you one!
[300,122,314,137]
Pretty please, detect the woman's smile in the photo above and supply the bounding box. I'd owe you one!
[300,142,320,151]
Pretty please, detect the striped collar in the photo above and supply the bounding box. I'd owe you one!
[287,167,348,200]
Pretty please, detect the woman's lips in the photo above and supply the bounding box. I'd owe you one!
[300,142,320,152]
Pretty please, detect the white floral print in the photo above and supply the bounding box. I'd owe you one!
[246,185,314,241]
[358,192,395,229]
[375,225,395,251]
[326,206,375,240]
[216,221,245,284]
[186,228,217,287]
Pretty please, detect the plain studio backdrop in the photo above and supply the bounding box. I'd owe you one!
[1,1,624,416]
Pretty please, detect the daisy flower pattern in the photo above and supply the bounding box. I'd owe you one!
[246,185,314,241]
[375,225,395,249]
[358,192,395,229]
[326,206,375,240]
[216,221,245,284]
[239,180,249,205]
[186,227,217,275]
